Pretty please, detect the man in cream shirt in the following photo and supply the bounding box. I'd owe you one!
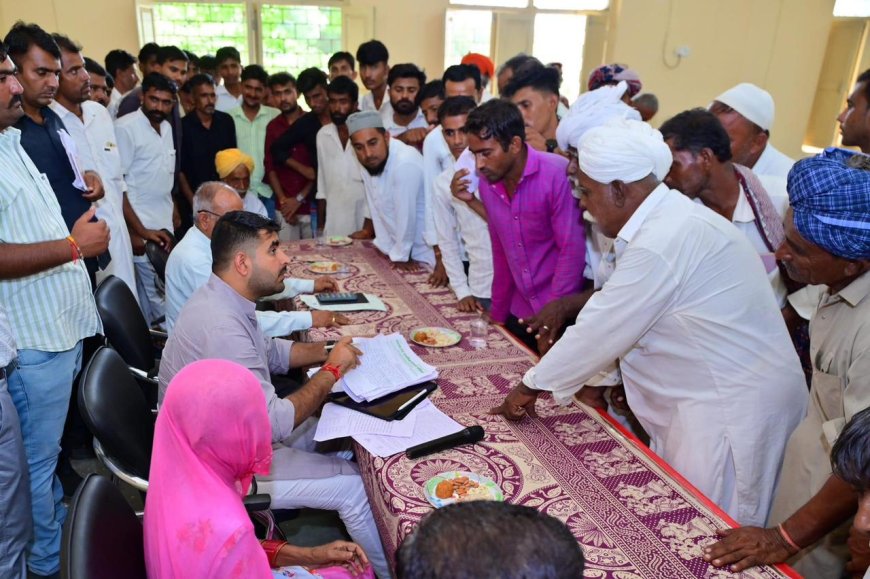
[491,119,808,528]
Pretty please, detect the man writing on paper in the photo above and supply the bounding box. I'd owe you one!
[159,210,389,578]
[491,119,808,527]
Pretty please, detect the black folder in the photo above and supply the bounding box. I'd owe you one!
[327,380,438,421]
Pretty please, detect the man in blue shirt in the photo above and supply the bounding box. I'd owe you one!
[6,23,108,285]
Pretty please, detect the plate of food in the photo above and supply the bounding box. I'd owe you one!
[307,261,344,274]
[424,471,504,508]
[410,327,462,348]
[326,236,353,246]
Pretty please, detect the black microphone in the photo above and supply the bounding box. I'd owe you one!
[405,425,485,459]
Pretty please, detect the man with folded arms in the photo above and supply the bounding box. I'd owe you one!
[491,119,808,528]
[348,110,434,271]
[704,148,870,578]
[159,210,389,578]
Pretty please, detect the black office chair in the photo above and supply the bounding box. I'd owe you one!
[60,473,147,579]
[78,347,154,492]
[78,347,275,522]
[145,230,174,289]
[93,275,163,405]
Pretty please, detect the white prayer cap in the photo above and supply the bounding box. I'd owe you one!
[347,111,384,135]
[556,81,641,151]
[711,82,775,131]
[577,118,673,184]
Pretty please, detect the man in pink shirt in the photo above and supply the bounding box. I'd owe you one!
[453,99,585,352]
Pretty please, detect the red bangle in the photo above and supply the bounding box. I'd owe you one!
[66,236,82,263]
[320,363,342,381]
[260,539,287,567]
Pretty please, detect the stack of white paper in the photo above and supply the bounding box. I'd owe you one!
[340,333,438,402]
[313,399,465,458]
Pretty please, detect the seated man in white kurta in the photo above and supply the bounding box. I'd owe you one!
[491,118,808,527]
[347,110,435,271]
[164,181,344,335]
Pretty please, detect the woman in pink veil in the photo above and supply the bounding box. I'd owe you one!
[144,359,371,578]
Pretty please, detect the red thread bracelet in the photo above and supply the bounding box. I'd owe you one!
[320,363,342,382]
[66,236,82,263]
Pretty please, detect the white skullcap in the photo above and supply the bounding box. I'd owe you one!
[577,118,673,184]
[556,81,641,151]
[712,82,775,131]
[347,111,384,135]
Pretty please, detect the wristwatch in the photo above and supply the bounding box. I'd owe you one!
[295,192,307,203]
[545,139,558,153]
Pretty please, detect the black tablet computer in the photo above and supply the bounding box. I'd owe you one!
[327,380,438,421]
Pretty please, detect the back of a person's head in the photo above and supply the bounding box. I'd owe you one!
[397,502,584,579]
[659,108,732,163]
[356,39,388,66]
[211,210,279,273]
[4,21,59,61]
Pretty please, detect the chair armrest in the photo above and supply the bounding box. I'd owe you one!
[243,494,272,512]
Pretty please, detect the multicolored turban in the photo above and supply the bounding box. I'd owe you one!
[587,64,642,97]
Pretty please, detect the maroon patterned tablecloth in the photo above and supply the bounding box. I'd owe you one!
[289,240,799,579]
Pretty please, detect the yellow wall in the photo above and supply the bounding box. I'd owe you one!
[0,0,836,157]
[605,0,834,158]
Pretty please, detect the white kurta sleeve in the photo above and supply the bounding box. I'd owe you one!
[256,310,313,337]
[388,160,424,263]
[265,277,315,301]
[523,246,678,403]
[433,172,471,300]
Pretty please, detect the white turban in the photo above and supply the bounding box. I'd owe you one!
[577,118,673,184]
[556,81,641,151]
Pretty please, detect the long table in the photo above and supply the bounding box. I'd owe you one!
[290,240,799,579]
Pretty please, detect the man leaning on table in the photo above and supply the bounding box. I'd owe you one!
[704,149,870,579]
[158,210,390,578]
[348,110,435,271]
[491,118,808,528]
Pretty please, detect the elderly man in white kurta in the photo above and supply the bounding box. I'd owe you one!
[491,119,808,527]
[347,111,435,269]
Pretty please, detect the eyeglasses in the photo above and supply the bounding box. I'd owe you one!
[197,209,222,219]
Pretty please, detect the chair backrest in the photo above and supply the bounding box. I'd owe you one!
[78,347,154,480]
[94,275,154,372]
[61,473,147,579]
[145,236,172,283]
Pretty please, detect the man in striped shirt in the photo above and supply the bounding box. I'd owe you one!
[0,39,107,578]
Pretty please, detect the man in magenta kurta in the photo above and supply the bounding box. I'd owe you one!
[457,99,585,351]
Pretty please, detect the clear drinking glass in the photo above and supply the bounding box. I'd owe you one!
[469,316,488,349]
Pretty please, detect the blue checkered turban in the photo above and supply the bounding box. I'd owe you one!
[788,147,870,260]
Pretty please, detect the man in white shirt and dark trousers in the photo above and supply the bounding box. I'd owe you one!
[432,96,493,313]
[348,111,434,271]
[491,118,808,528]
[115,73,177,327]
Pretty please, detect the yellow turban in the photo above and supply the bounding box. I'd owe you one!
[215,148,254,179]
